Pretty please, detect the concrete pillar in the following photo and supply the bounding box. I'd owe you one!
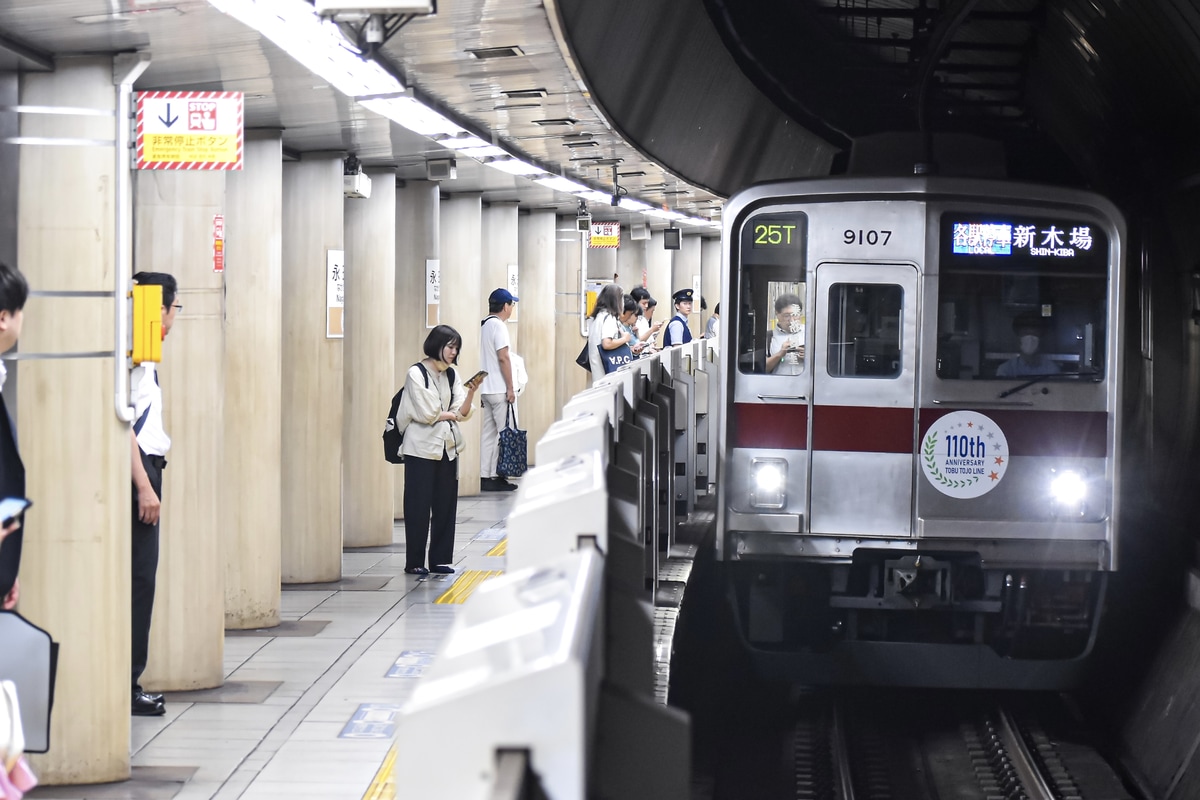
[517,210,557,457]
[394,181,439,519]
[223,131,282,629]
[646,231,673,348]
[439,195,483,495]
[482,202,519,350]
[17,56,130,784]
[281,156,343,580]
[616,228,648,292]
[135,170,226,692]
[587,238,617,285]
[675,233,703,338]
[701,237,722,337]
[556,216,588,407]
[343,170,396,547]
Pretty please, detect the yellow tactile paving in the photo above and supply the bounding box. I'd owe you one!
[486,537,507,557]
[434,569,504,604]
[362,743,396,800]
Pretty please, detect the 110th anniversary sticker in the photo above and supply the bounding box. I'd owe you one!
[920,410,1009,499]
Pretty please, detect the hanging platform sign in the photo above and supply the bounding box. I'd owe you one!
[589,221,620,249]
[136,91,244,170]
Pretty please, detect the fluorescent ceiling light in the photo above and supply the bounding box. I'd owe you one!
[619,198,652,212]
[486,158,546,177]
[575,190,611,204]
[645,209,684,221]
[438,135,491,150]
[677,217,710,227]
[359,96,467,137]
[208,0,401,98]
[456,145,508,159]
[536,176,591,194]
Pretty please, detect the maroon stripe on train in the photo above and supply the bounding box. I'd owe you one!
[811,405,915,453]
[732,403,808,449]
[918,408,1109,457]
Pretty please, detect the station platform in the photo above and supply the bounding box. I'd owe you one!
[30,492,518,800]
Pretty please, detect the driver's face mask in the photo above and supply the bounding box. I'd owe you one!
[1019,334,1040,356]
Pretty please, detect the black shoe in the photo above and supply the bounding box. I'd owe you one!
[482,477,518,492]
[132,691,165,716]
[145,692,164,703]
[429,565,455,574]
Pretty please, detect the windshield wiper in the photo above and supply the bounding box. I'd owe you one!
[997,371,1101,399]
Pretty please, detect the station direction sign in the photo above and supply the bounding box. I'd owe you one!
[136,91,244,170]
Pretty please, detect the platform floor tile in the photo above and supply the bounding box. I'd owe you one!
[28,491,516,800]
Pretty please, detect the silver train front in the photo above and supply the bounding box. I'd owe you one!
[715,177,1125,689]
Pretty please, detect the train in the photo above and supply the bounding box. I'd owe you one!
[715,177,1125,689]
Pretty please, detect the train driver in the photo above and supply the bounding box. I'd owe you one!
[766,293,805,375]
[996,314,1060,378]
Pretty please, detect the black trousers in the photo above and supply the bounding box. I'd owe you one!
[131,451,164,693]
[402,452,458,569]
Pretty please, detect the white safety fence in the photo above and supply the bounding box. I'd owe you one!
[395,340,721,800]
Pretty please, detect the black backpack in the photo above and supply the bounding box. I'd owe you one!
[383,363,455,464]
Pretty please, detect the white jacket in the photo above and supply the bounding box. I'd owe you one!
[398,363,473,461]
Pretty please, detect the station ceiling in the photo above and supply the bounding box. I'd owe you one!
[0,0,1195,223]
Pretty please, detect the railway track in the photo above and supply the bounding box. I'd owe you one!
[787,693,1134,800]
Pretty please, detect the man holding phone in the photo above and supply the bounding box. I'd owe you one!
[129,271,179,716]
[0,261,28,612]
[479,288,518,492]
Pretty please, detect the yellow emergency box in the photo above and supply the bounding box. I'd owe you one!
[131,283,162,365]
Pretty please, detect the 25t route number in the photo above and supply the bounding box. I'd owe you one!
[844,229,892,246]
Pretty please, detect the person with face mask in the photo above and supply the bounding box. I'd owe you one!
[996,315,1060,378]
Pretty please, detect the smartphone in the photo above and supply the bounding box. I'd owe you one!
[0,497,31,526]
[468,370,488,385]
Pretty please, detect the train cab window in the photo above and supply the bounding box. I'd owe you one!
[734,212,808,375]
[826,284,903,379]
[935,214,1109,381]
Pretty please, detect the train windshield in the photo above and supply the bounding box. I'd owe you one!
[935,214,1110,381]
[734,212,808,375]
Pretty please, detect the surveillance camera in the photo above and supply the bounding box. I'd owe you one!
[610,193,620,207]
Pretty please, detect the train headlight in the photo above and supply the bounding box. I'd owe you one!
[1049,470,1087,504]
[1049,469,1088,516]
[750,458,787,509]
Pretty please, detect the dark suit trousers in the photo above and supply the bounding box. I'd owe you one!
[402,453,458,569]
[131,452,163,693]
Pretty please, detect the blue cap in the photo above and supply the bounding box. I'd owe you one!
[672,288,694,304]
[489,288,519,304]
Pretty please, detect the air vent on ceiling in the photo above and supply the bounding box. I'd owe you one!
[503,88,548,99]
[564,141,599,148]
[533,117,577,127]
[618,170,646,178]
[467,45,525,59]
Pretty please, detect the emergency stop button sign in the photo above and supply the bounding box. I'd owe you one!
[136,91,244,170]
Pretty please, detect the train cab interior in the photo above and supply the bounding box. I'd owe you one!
[735,272,807,375]
[933,219,1110,383]
[935,275,1108,381]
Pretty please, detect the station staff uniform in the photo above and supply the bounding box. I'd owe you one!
[663,288,694,347]
[131,361,169,695]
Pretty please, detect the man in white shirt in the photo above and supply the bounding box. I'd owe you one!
[479,288,518,492]
[129,271,179,717]
[766,293,805,375]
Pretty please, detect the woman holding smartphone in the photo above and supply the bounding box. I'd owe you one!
[398,325,482,575]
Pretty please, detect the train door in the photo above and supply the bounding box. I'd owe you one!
[809,263,919,538]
